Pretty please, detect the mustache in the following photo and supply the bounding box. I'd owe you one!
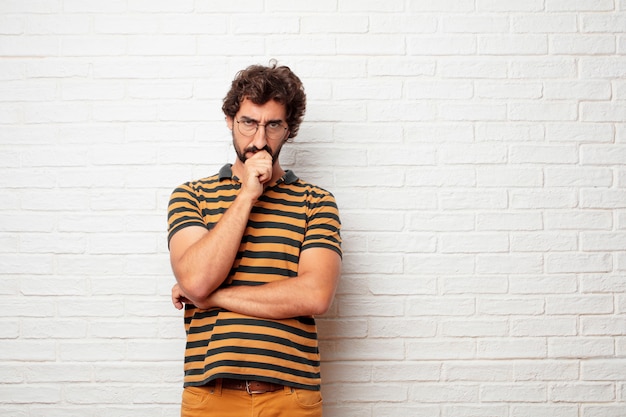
[244,144,273,157]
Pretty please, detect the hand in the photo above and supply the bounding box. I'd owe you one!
[241,150,273,200]
[171,283,191,310]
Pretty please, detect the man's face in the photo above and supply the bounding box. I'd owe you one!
[227,98,289,164]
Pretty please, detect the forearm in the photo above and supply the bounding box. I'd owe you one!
[171,194,255,298]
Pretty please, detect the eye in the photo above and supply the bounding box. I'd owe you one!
[267,122,282,129]
[241,119,256,127]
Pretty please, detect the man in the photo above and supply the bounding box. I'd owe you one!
[167,62,342,417]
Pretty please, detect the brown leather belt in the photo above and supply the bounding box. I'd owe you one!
[210,378,284,394]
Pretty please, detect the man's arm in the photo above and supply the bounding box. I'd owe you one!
[173,247,341,319]
[169,152,273,303]
[169,195,254,305]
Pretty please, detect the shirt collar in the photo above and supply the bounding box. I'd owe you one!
[218,164,298,185]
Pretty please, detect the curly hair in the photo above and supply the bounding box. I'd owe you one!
[222,61,306,140]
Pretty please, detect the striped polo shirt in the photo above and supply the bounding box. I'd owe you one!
[167,164,342,390]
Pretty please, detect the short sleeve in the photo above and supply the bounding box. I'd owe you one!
[167,183,207,246]
[302,191,342,257]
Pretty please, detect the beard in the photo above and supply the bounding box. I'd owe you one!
[233,134,283,165]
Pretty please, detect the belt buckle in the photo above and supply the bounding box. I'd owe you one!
[245,381,265,395]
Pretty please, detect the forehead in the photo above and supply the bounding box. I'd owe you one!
[238,98,286,120]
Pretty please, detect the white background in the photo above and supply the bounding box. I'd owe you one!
[1,1,625,416]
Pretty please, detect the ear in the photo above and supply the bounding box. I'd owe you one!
[226,116,233,130]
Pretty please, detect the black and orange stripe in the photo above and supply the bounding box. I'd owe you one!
[168,164,342,390]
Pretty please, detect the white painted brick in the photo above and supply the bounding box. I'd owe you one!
[410,212,476,232]
[441,319,508,337]
[406,80,474,99]
[406,167,476,187]
[441,276,508,295]
[511,317,577,336]
[266,0,336,12]
[439,191,506,210]
[325,383,408,404]
[510,58,578,78]
[338,296,404,317]
[477,254,544,274]
[340,0,401,12]
[407,297,476,316]
[367,144,436,166]
[480,383,546,402]
[369,318,436,338]
[581,189,626,209]
[545,211,613,230]
[581,145,626,165]
[547,253,612,273]
[548,337,615,358]
[443,361,514,382]
[406,254,475,274]
[408,35,477,56]
[478,297,544,315]
[551,35,616,55]
[582,360,626,381]
[476,212,543,231]
[301,15,368,34]
[514,360,580,381]
[546,295,614,315]
[581,232,626,251]
[545,167,613,187]
[582,406,626,417]
[479,34,548,55]
[446,14,510,33]
[0,35,59,56]
[368,57,435,77]
[337,35,405,55]
[582,14,626,33]
[580,57,626,78]
[581,102,626,122]
[544,80,612,100]
[545,122,614,143]
[546,0,615,12]
[511,14,578,33]
[321,339,405,361]
[509,102,578,122]
[476,167,542,187]
[476,81,543,99]
[439,58,508,79]
[369,189,437,210]
[407,339,477,360]
[440,233,509,253]
[509,275,578,295]
[550,383,615,402]
[0,385,61,404]
[411,384,479,403]
[444,405,510,417]
[511,232,578,252]
[370,14,437,33]
[477,338,547,359]
[367,232,436,254]
[512,405,580,417]
[408,0,474,12]
[510,189,578,209]
[441,143,508,163]
[582,317,626,336]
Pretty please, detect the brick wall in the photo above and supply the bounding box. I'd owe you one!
[1,2,625,416]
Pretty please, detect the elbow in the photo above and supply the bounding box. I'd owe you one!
[175,272,219,302]
[308,293,335,316]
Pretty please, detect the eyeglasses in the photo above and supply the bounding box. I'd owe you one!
[236,117,288,141]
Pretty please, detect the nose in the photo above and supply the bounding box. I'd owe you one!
[251,125,268,148]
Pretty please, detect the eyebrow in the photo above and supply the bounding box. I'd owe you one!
[240,115,285,124]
